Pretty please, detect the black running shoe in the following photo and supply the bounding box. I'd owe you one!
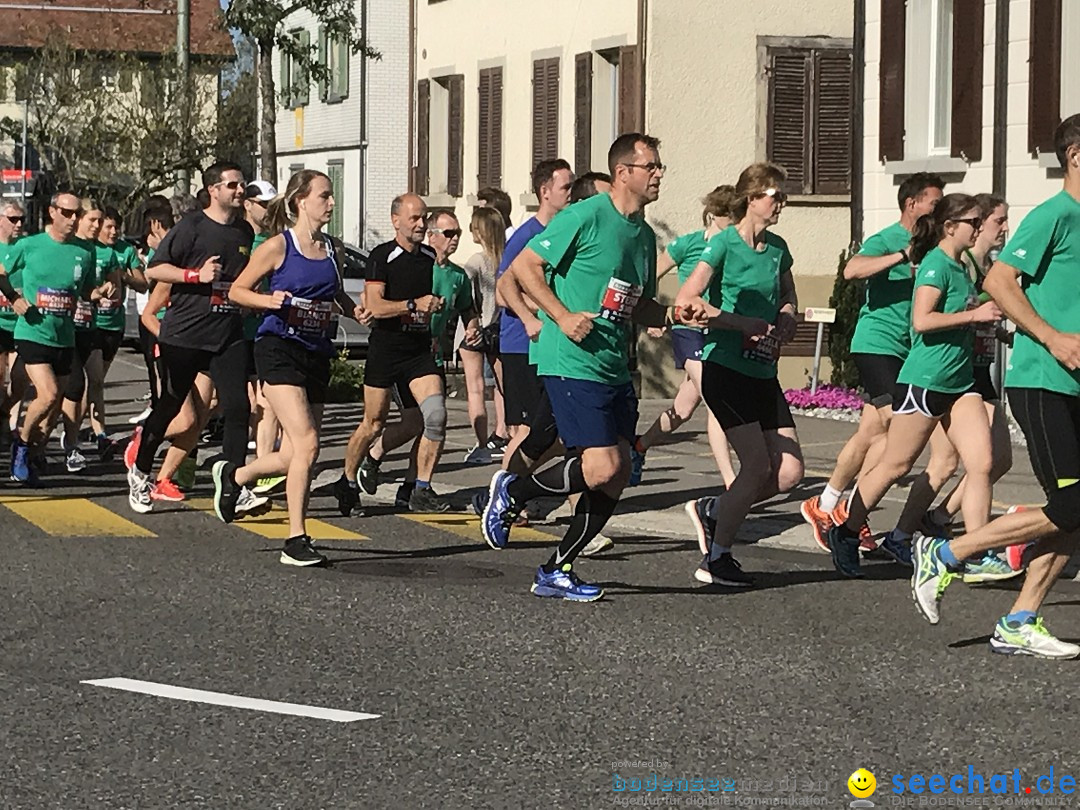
[280,535,328,567]
[395,481,415,508]
[409,486,451,513]
[333,474,360,517]
[212,460,240,523]
[693,552,754,587]
[827,523,864,578]
[357,457,380,495]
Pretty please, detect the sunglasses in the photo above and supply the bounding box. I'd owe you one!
[620,162,665,174]
[215,180,244,190]
[430,228,462,238]
[952,216,983,230]
[53,207,80,219]
[761,188,788,204]
[4,215,23,224]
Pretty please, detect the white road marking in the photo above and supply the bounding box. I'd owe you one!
[81,678,379,723]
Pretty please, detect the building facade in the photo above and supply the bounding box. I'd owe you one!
[272,0,410,249]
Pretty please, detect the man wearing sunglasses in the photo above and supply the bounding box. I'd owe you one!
[0,192,96,485]
[0,201,26,432]
[128,161,265,515]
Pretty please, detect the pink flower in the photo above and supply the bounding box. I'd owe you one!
[783,384,864,412]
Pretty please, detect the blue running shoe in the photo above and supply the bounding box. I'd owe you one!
[531,564,604,602]
[964,551,1022,584]
[879,529,913,566]
[827,522,864,578]
[629,445,646,487]
[11,440,31,484]
[481,470,518,549]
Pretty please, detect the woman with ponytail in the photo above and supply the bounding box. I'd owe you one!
[221,169,364,567]
[631,185,738,488]
[827,193,1002,578]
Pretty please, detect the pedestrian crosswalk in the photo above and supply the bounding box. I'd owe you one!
[0,493,156,537]
[184,497,367,541]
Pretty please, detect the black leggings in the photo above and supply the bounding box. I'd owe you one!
[138,320,160,409]
[63,329,95,403]
[519,384,560,461]
[134,340,251,474]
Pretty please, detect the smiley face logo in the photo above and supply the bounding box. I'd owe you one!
[848,769,876,798]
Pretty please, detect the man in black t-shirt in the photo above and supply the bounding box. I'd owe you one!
[126,160,266,516]
[335,193,450,515]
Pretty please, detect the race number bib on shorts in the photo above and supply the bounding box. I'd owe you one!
[210,281,239,314]
[286,297,334,335]
[599,278,643,324]
[36,287,75,317]
[400,310,431,332]
[74,300,94,327]
[741,333,781,364]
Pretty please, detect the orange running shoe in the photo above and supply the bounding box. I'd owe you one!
[800,495,833,552]
[151,478,185,502]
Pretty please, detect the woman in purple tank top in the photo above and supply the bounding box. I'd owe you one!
[220,170,364,567]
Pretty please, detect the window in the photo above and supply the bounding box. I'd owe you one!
[575,46,641,174]
[416,74,464,197]
[532,57,560,169]
[477,67,503,189]
[327,162,344,239]
[318,27,349,103]
[905,0,954,157]
[118,68,134,93]
[280,29,311,109]
[765,43,853,195]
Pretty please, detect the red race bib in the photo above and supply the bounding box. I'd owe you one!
[36,287,75,317]
[741,333,781,364]
[599,278,643,324]
[286,297,333,335]
[210,281,239,314]
[74,300,94,326]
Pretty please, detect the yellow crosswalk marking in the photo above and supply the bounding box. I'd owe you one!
[0,494,156,537]
[401,512,553,543]
[185,498,366,541]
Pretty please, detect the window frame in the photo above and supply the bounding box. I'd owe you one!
[904,0,954,159]
[281,28,311,110]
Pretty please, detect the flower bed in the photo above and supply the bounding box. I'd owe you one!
[784,385,864,423]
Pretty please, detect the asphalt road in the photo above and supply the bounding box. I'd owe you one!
[1,347,1077,809]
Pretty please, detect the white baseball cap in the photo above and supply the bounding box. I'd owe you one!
[245,180,277,201]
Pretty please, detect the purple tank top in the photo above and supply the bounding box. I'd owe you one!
[256,230,341,355]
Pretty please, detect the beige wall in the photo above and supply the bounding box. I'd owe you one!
[641,0,852,396]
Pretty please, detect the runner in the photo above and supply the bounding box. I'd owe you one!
[0,200,26,441]
[827,193,1000,578]
[631,185,738,488]
[675,162,804,587]
[799,173,944,551]
[128,161,264,515]
[215,170,362,564]
[334,193,451,516]
[0,192,96,485]
[569,172,613,203]
[910,115,1080,658]
[130,200,175,423]
[481,133,686,601]
[460,206,506,464]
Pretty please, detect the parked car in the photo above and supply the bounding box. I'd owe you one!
[123,240,370,353]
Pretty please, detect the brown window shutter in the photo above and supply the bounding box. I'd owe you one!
[416,78,430,196]
[1028,0,1062,156]
[447,74,464,197]
[532,58,559,168]
[478,69,492,188]
[767,49,811,194]
[878,0,906,162]
[478,67,503,188]
[491,66,503,187]
[813,48,853,194]
[531,60,545,169]
[575,52,593,175]
[617,45,642,134]
[950,0,983,161]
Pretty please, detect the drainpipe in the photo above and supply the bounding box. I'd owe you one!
[637,0,647,130]
[359,0,368,247]
[991,0,1009,196]
[408,0,417,195]
[850,0,865,247]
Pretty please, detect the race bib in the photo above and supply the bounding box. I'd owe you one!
[97,296,121,311]
[210,281,239,314]
[36,287,75,317]
[741,333,781,365]
[0,292,11,312]
[74,300,94,327]
[400,310,431,332]
[286,297,334,335]
[968,295,997,367]
[599,278,643,324]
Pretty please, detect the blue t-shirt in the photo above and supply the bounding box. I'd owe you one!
[497,215,546,354]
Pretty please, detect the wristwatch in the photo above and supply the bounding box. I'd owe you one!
[899,249,910,265]
[407,298,417,312]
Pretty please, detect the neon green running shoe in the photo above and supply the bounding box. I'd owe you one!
[990,616,1080,659]
[252,475,287,496]
[174,456,197,491]
[963,551,1023,584]
[911,535,961,625]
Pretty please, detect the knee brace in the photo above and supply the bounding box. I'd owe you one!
[1045,481,1080,533]
[419,394,447,442]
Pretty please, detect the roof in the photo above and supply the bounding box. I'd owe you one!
[0,0,234,59]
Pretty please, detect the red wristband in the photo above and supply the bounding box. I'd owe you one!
[184,268,201,284]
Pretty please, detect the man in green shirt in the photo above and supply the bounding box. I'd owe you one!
[481,133,704,602]
[912,114,1080,659]
[800,172,944,551]
[0,200,26,440]
[0,191,96,484]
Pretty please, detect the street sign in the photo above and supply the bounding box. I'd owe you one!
[804,307,837,324]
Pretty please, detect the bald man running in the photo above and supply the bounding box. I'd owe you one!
[335,193,450,515]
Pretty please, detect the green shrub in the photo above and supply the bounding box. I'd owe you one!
[326,351,365,403]
[827,248,864,389]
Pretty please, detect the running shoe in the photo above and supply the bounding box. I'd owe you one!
[485,433,508,459]
[629,445,646,487]
[470,490,488,516]
[989,616,1080,659]
[124,427,141,471]
[396,481,415,509]
[236,487,269,515]
[463,444,494,465]
[920,508,952,537]
[96,433,115,461]
[879,529,913,566]
[174,456,197,491]
[530,564,604,602]
[281,535,328,567]
[694,552,753,587]
[127,466,153,514]
[799,495,833,552]
[128,405,152,424]
[831,499,877,553]
[252,475,286,496]
[333,475,360,517]
[684,497,717,556]
[357,457,380,495]
[11,440,30,484]
[151,478,185,502]
[827,523,864,578]
[1004,505,1035,571]
[481,470,517,550]
[65,448,87,473]
[581,533,615,556]
[408,486,451,513]
[910,535,962,625]
[212,460,240,523]
[963,551,1023,584]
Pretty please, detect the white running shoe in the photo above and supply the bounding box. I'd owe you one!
[581,534,614,556]
[236,487,269,514]
[127,467,153,514]
[65,448,87,473]
[129,406,152,425]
